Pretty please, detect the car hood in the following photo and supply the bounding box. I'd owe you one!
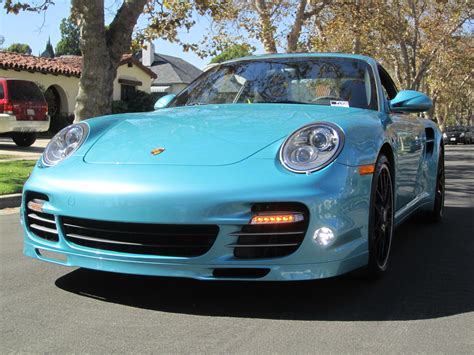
[84,104,363,166]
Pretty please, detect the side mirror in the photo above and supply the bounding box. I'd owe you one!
[389,90,432,113]
[154,94,176,110]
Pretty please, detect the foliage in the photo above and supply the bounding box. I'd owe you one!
[5,42,32,54]
[0,160,36,195]
[55,16,81,56]
[210,44,253,63]
[112,90,160,114]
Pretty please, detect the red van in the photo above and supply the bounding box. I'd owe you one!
[0,78,50,147]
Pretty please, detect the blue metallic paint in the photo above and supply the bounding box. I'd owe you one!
[389,90,433,113]
[22,53,442,281]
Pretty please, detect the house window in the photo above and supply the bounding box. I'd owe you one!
[121,84,136,100]
[118,78,142,101]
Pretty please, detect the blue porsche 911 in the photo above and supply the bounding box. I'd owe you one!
[21,53,444,281]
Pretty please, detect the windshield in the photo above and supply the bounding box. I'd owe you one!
[446,126,466,132]
[171,57,379,110]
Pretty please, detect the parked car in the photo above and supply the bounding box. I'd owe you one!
[443,125,472,145]
[22,54,444,281]
[0,78,49,147]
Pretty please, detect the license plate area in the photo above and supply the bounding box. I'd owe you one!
[27,109,35,116]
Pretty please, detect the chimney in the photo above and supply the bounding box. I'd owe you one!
[142,42,155,67]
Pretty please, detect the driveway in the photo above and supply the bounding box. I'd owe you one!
[0,137,48,160]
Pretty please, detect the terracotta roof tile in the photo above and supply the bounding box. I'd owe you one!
[0,52,157,79]
[0,52,82,77]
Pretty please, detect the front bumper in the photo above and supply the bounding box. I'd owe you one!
[22,157,371,281]
[444,136,466,144]
[0,113,50,133]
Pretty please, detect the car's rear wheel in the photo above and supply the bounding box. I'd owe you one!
[425,149,445,223]
[12,132,37,147]
[366,154,394,279]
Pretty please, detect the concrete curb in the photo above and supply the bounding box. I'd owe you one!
[0,193,22,209]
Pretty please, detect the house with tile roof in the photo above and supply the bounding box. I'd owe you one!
[0,51,156,120]
[139,43,202,94]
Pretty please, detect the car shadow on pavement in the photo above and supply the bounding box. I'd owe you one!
[55,205,474,321]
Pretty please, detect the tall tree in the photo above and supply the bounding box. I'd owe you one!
[196,0,330,56]
[5,42,32,54]
[55,16,81,56]
[308,0,473,124]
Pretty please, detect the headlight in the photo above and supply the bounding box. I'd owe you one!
[460,132,465,137]
[443,133,447,138]
[280,122,344,173]
[42,123,89,166]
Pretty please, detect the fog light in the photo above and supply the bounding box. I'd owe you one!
[313,227,335,246]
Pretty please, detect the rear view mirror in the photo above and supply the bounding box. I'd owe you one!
[389,90,432,113]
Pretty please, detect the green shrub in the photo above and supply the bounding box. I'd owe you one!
[49,113,75,134]
[112,90,161,114]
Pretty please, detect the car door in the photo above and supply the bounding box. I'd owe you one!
[378,66,425,211]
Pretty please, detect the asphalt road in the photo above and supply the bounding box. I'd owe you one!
[1,145,473,353]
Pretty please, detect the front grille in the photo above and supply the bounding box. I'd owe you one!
[25,192,58,242]
[232,203,309,259]
[61,216,219,257]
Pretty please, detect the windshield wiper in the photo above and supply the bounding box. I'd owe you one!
[186,102,208,106]
[267,100,314,105]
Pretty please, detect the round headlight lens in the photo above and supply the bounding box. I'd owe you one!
[280,122,344,173]
[43,123,89,166]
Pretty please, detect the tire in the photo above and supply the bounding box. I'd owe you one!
[12,132,37,147]
[425,149,445,223]
[365,154,394,279]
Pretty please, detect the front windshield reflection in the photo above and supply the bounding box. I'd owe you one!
[171,57,379,111]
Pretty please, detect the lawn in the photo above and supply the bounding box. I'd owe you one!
[0,160,37,195]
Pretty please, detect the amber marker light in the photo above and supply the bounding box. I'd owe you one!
[27,199,45,213]
[358,164,375,175]
[251,213,304,224]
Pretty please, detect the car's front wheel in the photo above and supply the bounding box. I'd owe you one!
[366,154,394,279]
[12,132,37,147]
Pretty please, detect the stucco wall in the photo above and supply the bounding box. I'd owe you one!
[114,63,153,100]
[1,63,153,114]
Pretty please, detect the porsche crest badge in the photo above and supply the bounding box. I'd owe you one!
[151,147,166,155]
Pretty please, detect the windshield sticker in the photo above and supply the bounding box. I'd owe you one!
[330,100,350,108]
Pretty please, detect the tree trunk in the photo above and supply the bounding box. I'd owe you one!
[287,0,307,53]
[255,0,278,53]
[72,0,147,121]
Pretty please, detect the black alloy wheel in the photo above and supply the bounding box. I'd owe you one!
[426,149,445,222]
[366,154,394,278]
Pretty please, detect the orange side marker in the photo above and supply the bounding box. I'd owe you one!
[358,164,375,175]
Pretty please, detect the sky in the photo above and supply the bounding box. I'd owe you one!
[0,0,225,70]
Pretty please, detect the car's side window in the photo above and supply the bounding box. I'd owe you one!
[0,83,4,100]
[378,65,398,101]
